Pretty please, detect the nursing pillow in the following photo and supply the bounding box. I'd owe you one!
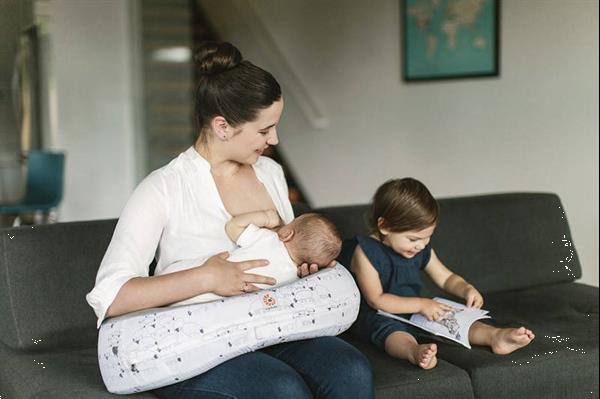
[98,264,359,394]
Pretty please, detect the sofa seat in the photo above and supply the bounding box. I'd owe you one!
[433,282,599,399]
[343,335,474,399]
[0,343,155,399]
[1,193,596,398]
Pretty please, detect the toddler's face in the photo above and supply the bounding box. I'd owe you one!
[381,224,436,259]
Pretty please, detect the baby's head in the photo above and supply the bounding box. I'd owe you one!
[369,178,439,258]
[278,213,342,267]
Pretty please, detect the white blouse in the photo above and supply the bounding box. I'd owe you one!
[86,147,294,327]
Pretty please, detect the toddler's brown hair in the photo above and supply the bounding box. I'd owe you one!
[368,178,439,238]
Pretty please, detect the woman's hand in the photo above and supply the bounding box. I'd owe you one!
[201,252,276,296]
[419,298,455,321]
[464,285,484,308]
[297,260,337,278]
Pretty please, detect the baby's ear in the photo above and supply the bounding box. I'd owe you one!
[278,227,295,242]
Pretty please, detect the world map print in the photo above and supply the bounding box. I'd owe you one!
[404,0,498,80]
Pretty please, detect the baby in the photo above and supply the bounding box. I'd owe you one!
[171,210,342,306]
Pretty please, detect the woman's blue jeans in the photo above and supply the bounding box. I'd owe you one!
[154,336,374,399]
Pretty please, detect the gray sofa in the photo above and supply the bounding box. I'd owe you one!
[1,192,597,398]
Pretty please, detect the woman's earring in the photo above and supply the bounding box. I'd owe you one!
[221,134,228,141]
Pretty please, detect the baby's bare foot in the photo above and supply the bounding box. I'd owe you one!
[491,327,535,355]
[410,343,438,369]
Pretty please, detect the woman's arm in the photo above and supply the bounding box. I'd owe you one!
[86,173,173,325]
[351,246,452,319]
[106,252,275,318]
[424,249,484,308]
[87,173,276,325]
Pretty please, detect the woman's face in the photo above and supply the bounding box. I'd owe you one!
[229,99,284,164]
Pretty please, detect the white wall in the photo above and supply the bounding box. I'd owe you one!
[202,0,599,286]
[44,0,138,220]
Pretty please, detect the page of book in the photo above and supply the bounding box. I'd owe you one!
[377,297,490,348]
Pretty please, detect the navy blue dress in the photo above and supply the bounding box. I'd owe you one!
[338,235,432,350]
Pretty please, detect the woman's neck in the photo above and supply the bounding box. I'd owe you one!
[194,139,242,177]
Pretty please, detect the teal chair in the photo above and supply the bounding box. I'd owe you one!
[0,151,65,224]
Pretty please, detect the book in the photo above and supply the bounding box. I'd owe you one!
[377,297,491,349]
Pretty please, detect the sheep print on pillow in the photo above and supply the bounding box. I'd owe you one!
[97,264,360,394]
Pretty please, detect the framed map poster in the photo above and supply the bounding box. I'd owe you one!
[402,0,500,81]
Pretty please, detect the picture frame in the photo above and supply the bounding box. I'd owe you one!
[402,0,500,82]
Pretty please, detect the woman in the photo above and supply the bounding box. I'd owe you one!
[87,41,374,398]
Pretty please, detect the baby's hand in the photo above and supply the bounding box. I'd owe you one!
[420,299,454,321]
[263,209,281,228]
[464,286,484,308]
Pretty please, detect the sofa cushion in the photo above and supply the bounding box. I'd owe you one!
[319,193,582,294]
[0,219,117,351]
[0,342,156,399]
[315,204,371,238]
[342,334,474,399]
[430,193,581,294]
[431,282,598,399]
[292,202,312,216]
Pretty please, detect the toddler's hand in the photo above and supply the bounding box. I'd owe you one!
[420,299,454,321]
[464,286,484,308]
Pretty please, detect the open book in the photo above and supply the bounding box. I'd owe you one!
[377,297,490,349]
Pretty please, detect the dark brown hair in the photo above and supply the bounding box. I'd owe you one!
[194,41,281,141]
[292,213,342,266]
[368,178,439,237]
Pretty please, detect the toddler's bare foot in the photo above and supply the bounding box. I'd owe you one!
[410,343,438,369]
[491,327,535,355]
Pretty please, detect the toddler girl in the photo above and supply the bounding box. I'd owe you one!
[340,178,534,369]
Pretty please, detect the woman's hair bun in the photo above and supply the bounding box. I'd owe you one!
[194,41,242,75]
